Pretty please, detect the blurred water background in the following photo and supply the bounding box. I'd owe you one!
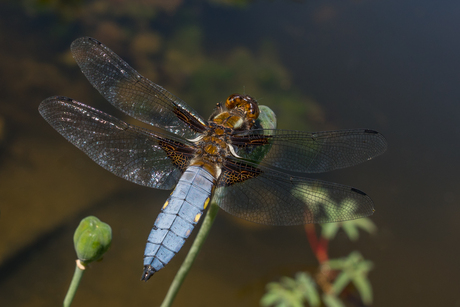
[0,0,459,306]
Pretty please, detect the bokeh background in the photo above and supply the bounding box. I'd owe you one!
[1,0,459,306]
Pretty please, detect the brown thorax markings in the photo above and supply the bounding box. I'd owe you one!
[189,94,260,179]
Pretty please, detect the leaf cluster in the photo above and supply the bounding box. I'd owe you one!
[261,212,376,307]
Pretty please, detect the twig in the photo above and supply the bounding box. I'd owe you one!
[160,201,220,307]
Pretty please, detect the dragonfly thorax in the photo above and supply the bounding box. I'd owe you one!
[193,125,228,159]
[190,94,261,179]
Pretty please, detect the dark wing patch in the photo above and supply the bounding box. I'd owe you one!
[71,37,208,138]
[159,139,195,172]
[219,159,263,186]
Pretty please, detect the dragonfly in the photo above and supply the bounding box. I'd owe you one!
[39,37,387,281]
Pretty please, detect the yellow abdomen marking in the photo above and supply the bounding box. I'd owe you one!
[204,197,210,209]
[194,212,202,223]
[162,200,169,210]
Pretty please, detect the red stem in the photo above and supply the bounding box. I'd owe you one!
[304,224,329,264]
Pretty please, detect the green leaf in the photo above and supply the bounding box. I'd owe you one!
[325,252,374,303]
[319,198,377,241]
[352,218,377,234]
[73,216,112,264]
[352,275,373,305]
[325,258,346,270]
[260,292,281,306]
[341,217,377,241]
[341,221,359,241]
[331,271,351,294]
[296,272,320,307]
[260,272,320,307]
[322,293,345,307]
[261,280,302,307]
[280,276,298,289]
[321,223,340,240]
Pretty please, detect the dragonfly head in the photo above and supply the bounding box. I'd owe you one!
[209,94,260,130]
[225,94,260,122]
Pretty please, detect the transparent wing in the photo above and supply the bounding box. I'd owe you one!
[39,96,195,189]
[70,37,207,139]
[231,129,387,173]
[213,159,374,226]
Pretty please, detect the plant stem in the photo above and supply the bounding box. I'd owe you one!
[160,201,220,307]
[304,224,329,263]
[63,260,85,307]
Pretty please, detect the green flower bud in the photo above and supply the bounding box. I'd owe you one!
[237,105,277,163]
[257,105,277,130]
[73,216,112,264]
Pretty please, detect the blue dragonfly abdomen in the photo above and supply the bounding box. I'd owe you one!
[142,165,216,280]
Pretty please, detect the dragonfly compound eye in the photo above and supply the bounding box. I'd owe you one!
[226,94,244,109]
[245,100,259,120]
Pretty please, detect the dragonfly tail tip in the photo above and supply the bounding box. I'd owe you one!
[141,265,157,282]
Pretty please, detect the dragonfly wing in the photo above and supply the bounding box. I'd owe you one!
[39,96,196,189]
[231,129,387,173]
[70,37,207,139]
[213,159,374,225]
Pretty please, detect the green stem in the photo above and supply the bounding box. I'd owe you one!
[160,201,220,307]
[63,260,85,307]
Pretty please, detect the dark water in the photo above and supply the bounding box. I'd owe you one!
[0,1,459,306]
